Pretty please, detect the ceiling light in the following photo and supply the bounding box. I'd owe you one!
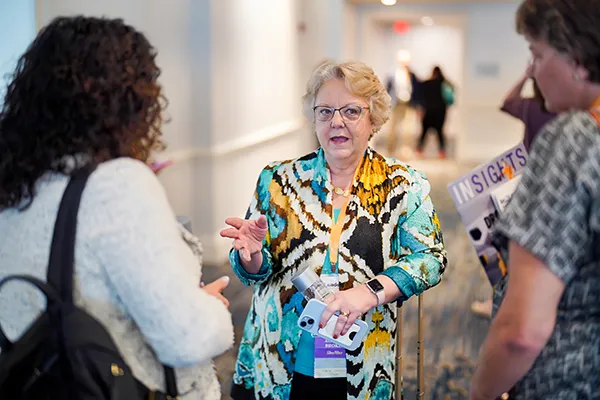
[381,0,397,5]
[421,16,434,26]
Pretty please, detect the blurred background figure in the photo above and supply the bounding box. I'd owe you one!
[416,66,454,159]
[385,50,422,156]
[500,69,557,152]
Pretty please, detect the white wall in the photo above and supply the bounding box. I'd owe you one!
[0,0,36,101]
[356,1,529,162]
[36,0,146,28]
[202,0,309,262]
[461,3,528,161]
[342,1,357,61]
[36,0,315,264]
[36,0,202,227]
[362,20,390,80]
[211,1,301,145]
[296,0,351,85]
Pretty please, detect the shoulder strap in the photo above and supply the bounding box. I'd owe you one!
[46,167,95,306]
[164,367,177,397]
[45,166,179,397]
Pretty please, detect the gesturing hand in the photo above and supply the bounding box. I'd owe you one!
[149,159,173,175]
[219,215,268,262]
[201,276,230,308]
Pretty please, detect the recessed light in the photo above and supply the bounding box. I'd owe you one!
[421,16,434,26]
[381,0,397,5]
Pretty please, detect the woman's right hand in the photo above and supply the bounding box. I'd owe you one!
[220,215,268,268]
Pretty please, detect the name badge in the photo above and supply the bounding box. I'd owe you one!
[320,274,339,293]
[314,273,346,378]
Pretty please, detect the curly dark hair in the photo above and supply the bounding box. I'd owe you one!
[0,16,166,209]
[516,0,600,82]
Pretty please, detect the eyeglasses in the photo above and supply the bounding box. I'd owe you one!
[313,105,369,122]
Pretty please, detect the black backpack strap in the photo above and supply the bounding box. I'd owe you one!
[46,167,95,306]
[46,166,179,397]
[164,366,177,398]
[0,275,60,352]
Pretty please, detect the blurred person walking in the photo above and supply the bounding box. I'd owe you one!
[416,66,454,159]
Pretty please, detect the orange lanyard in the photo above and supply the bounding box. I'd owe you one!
[589,96,600,125]
[329,198,351,265]
[328,166,361,265]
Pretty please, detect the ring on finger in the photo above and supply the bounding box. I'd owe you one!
[340,311,350,318]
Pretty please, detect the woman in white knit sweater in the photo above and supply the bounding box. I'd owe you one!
[0,16,233,399]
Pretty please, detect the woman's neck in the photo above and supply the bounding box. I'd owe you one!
[327,155,361,188]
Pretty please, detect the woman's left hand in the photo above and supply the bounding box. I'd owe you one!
[149,159,173,174]
[319,285,378,338]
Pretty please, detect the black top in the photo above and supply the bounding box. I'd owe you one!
[421,78,446,112]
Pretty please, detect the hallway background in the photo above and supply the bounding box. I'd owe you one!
[0,0,528,265]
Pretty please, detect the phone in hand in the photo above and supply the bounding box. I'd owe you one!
[297,298,369,351]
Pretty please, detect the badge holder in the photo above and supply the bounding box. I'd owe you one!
[314,274,345,378]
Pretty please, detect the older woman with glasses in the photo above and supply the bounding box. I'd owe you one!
[221,60,447,400]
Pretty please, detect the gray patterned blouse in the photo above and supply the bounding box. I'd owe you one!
[494,110,600,399]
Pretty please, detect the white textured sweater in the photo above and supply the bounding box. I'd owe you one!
[0,158,234,399]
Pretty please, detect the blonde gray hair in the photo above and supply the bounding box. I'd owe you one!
[302,60,392,133]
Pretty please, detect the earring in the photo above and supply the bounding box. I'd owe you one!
[574,72,582,81]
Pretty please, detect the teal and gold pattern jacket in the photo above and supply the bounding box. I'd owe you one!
[229,147,447,399]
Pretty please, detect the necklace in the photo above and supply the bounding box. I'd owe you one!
[332,186,351,197]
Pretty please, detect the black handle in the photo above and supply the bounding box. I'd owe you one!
[0,275,60,352]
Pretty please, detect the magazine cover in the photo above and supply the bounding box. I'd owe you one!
[448,143,528,286]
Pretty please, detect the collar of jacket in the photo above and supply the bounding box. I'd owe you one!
[313,146,375,194]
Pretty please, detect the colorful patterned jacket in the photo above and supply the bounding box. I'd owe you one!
[229,147,447,400]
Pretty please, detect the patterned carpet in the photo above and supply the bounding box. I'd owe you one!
[203,153,493,399]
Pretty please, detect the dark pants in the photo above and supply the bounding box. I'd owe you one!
[290,372,346,400]
[418,108,447,151]
[232,373,347,400]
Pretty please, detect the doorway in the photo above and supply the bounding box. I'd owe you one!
[362,13,466,162]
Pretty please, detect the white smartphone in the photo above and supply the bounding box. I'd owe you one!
[297,298,369,351]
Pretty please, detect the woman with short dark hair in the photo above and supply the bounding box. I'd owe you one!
[470,1,600,398]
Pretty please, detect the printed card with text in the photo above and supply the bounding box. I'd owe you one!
[448,143,528,286]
